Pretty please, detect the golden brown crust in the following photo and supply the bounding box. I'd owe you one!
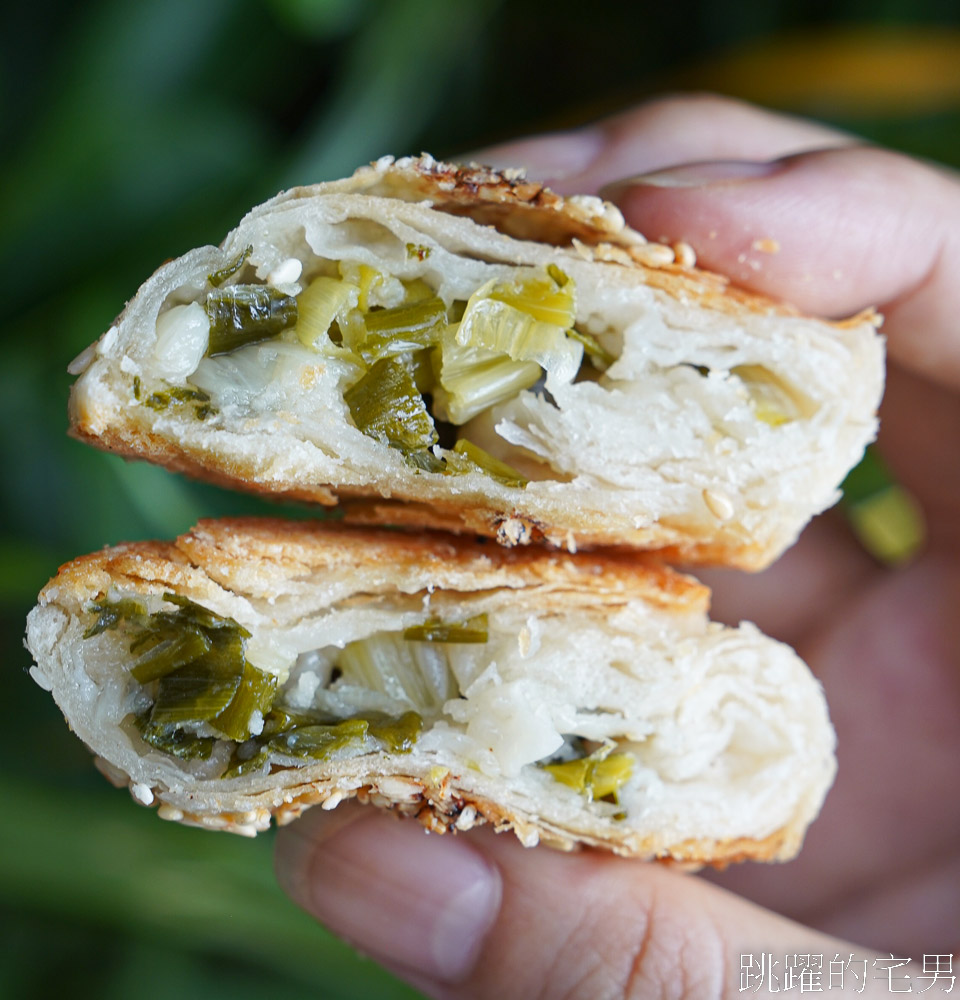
[32,518,832,862]
[292,153,878,328]
[128,761,798,863]
[338,498,771,570]
[66,154,883,570]
[43,517,709,616]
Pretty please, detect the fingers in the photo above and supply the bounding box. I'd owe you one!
[695,510,878,646]
[707,555,960,952]
[275,805,888,1000]
[473,93,960,388]
[470,93,852,192]
[604,145,960,386]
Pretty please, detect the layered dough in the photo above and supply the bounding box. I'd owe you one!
[26,520,835,863]
[68,155,884,569]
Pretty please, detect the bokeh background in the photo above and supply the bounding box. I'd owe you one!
[4,1,959,997]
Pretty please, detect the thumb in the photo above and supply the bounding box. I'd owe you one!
[603,146,960,390]
[275,805,893,999]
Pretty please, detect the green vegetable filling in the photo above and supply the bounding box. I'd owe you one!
[142,385,218,421]
[357,297,446,364]
[86,594,268,742]
[542,744,633,803]
[86,596,430,779]
[167,259,630,486]
[205,285,298,355]
[403,613,489,643]
[442,440,528,488]
[207,245,253,287]
[89,598,636,808]
[222,710,423,779]
[344,358,438,454]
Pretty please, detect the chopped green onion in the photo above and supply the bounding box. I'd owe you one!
[269,719,370,761]
[83,597,150,638]
[259,708,317,738]
[208,246,252,287]
[221,710,424,778]
[589,754,634,800]
[158,593,251,636]
[205,285,298,356]
[403,614,489,643]
[547,263,570,287]
[442,439,528,488]
[85,593,254,728]
[143,386,211,412]
[403,449,446,474]
[344,358,438,453]
[406,243,432,261]
[221,747,270,779]
[149,648,244,725]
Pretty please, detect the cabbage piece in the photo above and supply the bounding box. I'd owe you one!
[432,329,541,425]
[456,293,582,384]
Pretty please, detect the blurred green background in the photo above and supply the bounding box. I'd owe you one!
[4,1,959,997]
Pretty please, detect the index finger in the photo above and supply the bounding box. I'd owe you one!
[468,93,853,191]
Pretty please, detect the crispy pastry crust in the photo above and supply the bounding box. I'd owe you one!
[68,155,884,569]
[28,520,834,863]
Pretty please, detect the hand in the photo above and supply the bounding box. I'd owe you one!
[274,95,960,998]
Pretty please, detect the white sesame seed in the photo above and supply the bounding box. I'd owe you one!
[28,665,52,691]
[267,258,302,286]
[130,783,154,806]
[673,242,697,268]
[455,806,477,831]
[517,826,540,848]
[635,243,675,267]
[702,489,735,522]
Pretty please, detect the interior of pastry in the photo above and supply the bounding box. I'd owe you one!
[138,239,816,496]
[75,585,832,848]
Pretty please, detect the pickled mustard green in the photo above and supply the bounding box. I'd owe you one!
[403,614,489,643]
[344,358,438,453]
[208,245,253,287]
[543,746,633,802]
[205,285,298,355]
[442,439,528,488]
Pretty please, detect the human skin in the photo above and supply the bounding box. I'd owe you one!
[274,95,960,999]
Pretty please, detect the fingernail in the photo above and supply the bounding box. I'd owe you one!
[275,807,502,983]
[601,158,784,195]
[463,128,605,184]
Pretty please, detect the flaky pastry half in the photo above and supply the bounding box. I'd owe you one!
[26,519,835,863]
[68,156,883,569]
